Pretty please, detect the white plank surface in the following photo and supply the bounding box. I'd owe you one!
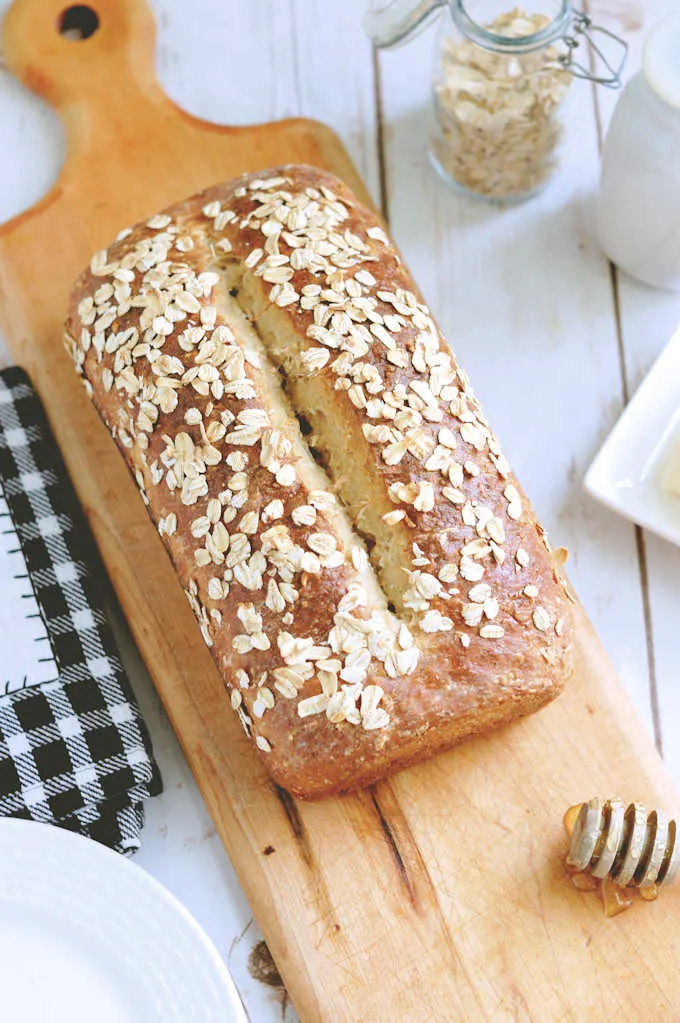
[589,0,680,778]
[0,0,678,1018]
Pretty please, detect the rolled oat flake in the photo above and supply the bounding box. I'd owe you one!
[364,1,628,202]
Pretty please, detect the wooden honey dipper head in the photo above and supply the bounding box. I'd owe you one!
[567,798,680,889]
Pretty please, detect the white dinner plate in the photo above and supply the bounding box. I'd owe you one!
[584,325,680,547]
[0,819,248,1023]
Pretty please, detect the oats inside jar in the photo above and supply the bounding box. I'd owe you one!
[432,7,572,200]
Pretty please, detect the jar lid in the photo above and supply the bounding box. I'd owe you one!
[363,1,573,49]
[643,13,680,111]
[362,0,447,49]
[364,1,628,88]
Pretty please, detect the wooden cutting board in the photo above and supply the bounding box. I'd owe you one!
[2,1,680,1019]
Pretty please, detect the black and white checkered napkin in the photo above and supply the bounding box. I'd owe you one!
[0,367,161,854]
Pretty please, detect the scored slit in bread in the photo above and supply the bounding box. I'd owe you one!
[65,165,574,798]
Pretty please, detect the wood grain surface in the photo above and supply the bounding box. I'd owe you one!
[1,1,680,1019]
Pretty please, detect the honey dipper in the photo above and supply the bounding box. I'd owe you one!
[567,798,680,888]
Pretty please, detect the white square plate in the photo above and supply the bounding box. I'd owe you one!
[585,326,680,547]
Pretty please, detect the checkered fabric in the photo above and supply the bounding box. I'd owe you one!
[0,367,161,854]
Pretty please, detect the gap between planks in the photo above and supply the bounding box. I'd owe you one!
[371,44,390,224]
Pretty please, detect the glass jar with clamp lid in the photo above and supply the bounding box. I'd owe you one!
[364,1,628,202]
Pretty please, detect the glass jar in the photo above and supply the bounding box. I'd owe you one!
[365,1,628,203]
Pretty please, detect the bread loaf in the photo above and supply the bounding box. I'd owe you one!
[65,165,574,798]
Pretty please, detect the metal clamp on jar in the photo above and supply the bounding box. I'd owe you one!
[364,1,628,203]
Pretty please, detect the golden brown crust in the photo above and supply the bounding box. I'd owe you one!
[65,165,574,799]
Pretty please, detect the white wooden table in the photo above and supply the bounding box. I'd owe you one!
[0,1,677,1019]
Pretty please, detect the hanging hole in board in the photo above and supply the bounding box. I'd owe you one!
[58,5,100,40]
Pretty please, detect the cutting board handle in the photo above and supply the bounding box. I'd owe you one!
[2,0,159,113]
[0,0,362,256]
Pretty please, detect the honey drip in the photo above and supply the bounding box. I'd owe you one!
[564,803,583,837]
[569,870,598,892]
[639,885,659,902]
[601,878,634,918]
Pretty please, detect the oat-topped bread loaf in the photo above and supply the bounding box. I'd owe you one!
[66,165,574,798]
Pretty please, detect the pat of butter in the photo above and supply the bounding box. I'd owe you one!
[663,438,680,498]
